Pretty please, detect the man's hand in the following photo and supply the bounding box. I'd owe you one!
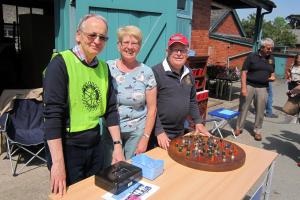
[111,144,125,164]
[195,123,211,137]
[157,132,171,150]
[268,73,276,81]
[47,139,66,197]
[134,136,149,155]
[108,125,125,163]
[241,71,247,97]
[50,160,67,197]
[241,88,247,96]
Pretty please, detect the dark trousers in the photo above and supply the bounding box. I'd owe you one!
[45,140,104,186]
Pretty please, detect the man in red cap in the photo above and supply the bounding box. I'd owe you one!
[150,33,211,150]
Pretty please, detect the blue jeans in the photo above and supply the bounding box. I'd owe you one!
[101,119,145,168]
[266,82,273,115]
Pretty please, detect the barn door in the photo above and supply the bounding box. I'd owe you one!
[177,0,193,41]
[75,0,177,66]
[274,56,287,79]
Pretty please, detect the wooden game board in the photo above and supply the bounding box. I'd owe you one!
[168,132,246,172]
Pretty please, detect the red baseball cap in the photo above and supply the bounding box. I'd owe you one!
[168,33,189,47]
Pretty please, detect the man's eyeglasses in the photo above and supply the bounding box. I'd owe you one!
[169,48,188,54]
[81,31,109,42]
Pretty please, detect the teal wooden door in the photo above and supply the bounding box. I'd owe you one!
[177,0,193,41]
[274,56,287,78]
[73,0,177,66]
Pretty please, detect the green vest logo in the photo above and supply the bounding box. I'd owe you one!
[82,81,102,112]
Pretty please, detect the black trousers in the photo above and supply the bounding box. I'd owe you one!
[45,140,104,186]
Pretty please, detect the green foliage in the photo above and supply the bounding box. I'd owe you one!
[241,13,256,38]
[241,14,297,47]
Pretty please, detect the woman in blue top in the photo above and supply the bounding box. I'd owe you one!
[103,25,157,161]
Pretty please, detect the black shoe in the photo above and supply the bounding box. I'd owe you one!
[265,113,278,118]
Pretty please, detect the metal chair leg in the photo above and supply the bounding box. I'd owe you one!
[211,121,224,138]
[229,81,233,101]
[216,80,220,97]
[231,129,237,139]
[15,145,46,175]
[6,138,15,176]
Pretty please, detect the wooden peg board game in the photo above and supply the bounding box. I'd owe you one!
[168,132,246,172]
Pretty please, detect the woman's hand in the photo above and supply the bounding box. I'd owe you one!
[134,135,149,155]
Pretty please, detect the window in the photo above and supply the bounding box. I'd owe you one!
[177,0,186,10]
[3,4,16,23]
[2,4,44,51]
[32,8,44,15]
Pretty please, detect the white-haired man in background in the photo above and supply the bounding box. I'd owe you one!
[234,38,275,141]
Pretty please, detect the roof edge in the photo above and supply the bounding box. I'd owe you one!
[210,33,254,47]
[210,9,246,37]
[210,9,231,32]
[240,0,276,11]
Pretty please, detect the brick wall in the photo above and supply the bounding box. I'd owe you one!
[208,38,251,69]
[191,1,252,69]
[191,0,211,56]
[209,12,251,68]
[215,14,241,36]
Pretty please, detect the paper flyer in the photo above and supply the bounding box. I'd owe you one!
[102,180,159,200]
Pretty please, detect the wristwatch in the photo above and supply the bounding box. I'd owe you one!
[113,140,122,145]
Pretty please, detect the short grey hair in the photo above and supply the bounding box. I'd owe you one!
[77,14,108,32]
[260,38,274,48]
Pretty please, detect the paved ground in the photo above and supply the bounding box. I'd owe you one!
[0,79,299,200]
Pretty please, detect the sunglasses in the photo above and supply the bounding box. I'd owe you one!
[169,47,188,54]
[81,31,109,42]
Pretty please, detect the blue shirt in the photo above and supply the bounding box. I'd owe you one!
[107,59,157,132]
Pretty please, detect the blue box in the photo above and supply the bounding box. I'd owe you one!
[131,154,164,181]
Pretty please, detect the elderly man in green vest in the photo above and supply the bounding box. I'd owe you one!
[43,14,125,197]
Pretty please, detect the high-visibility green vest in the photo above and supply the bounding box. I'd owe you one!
[60,50,108,133]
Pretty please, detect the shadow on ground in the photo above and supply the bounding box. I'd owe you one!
[273,105,285,113]
[262,130,300,163]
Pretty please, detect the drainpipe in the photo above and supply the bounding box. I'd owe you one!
[227,50,252,68]
[253,8,273,52]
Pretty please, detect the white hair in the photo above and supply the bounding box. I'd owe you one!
[260,38,274,48]
[77,14,108,32]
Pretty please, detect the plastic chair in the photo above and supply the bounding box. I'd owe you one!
[0,99,46,176]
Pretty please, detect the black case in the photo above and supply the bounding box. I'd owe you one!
[95,161,142,194]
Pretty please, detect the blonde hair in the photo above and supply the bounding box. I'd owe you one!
[117,25,142,44]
